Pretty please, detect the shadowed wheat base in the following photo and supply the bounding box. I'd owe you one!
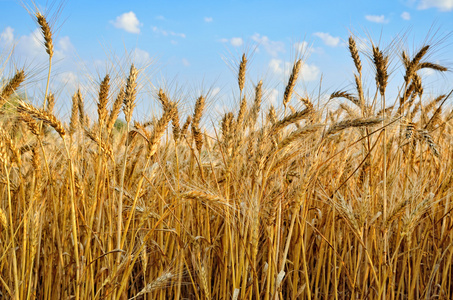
[1,11,453,300]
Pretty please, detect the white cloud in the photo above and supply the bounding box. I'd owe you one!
[230,37,243,47]
[269,59,319,82]
[156,15,165,20]
[111,11,142,34]
[294,41,315,55]
[59,72,78,90]
[301,63,320,82]
[211,87,221,97]
[182,58,190,67]
[269,59,287,75]
[15,28,45,59]
[204,17,213,23]
[152,26,185,38]
[313,32,340,47]
[173,32,186,38]
[417,0,453,11]
[251,33,285,57]
[420,68,436,77]
[0,26,14,46]
[57,36,74,53]
[365,15,389,24]
[266,88,279,105]
[152,26,168,36]
[132,48,151,66]
[401,11,411,20]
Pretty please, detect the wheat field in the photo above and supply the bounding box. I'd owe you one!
[1,11,453,300]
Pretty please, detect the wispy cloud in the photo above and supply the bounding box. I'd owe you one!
[269,59,320,81]
[152,26,186,38]
[0,26,14,46]
[59,72,79,90]
[251,33,285,57]
[111,11,142,34]
[301,63,320,81]
[365,14,389,24]
[182,58,190,67]
[269,59,286,75]
[204,17,213,23]
[132,48,151,67]
[211,87,221,97]
[313,32,340,47]
[401,11,411,20]
[417,0,453,11]
[266,88,279,105]
[294,41,316,55]
[219,37,243,47]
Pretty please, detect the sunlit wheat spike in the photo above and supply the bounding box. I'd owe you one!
[299,96,313,110]
[0,69,25,107]
[19,112,40,136]
[129,272,174,299]
[340,103,359,118]
[46,92,55,113]
[170,102,181,141]
[0,135,7,163]
[157,88,170,110]
[107,88,125,133]
[404,45,429,84]
[250,80,263,127]
[0,208,7,229]
[0,128,21,165]
[124,64,138,123]
[69,91,79,135]
[221,112,234,142]
[424,94,446,114]
[354,74,365,109]
[330,90,360,107]
[97,74,110,127]
[283,59,302,109]
[267,105,277,125]
[147,109,173,159]
[181,115,192,138]
[372,45,389,95]
[417,129,439,157]
[348,36,362,75]
[278,124,324,150]
[413,73,423,97]
[272,108,312,132]
[192,95,205,153]
[405,122,415,139]
[238,53,247,93]
[36,12,54,57]
[327,117,383,135]
[417,62,448,73]
[401,50,410,68]
[85,129,114,160]
[77,89,86,127]
[236,95,247,130]
[17,101,66,137]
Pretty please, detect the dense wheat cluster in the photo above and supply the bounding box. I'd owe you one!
[1,12,453,300]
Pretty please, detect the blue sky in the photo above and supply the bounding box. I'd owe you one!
[1,0,453,120]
